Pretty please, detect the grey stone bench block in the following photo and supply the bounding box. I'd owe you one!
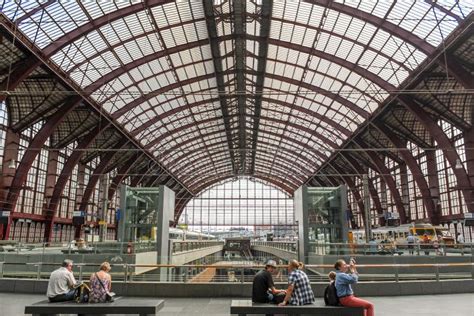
[230,299,364,316]
[24,297,164,316]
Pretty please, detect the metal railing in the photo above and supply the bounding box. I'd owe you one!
[309,241,474,256]
[171,241,224,253]
[251,241,297,252]
[0,240,224,256]
[0,259,472,283]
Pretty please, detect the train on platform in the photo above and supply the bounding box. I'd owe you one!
[349,223,454,245]
[150,227,216,241]
[168,227,216,241]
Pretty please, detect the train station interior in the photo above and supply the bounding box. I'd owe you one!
[0,1,473,315]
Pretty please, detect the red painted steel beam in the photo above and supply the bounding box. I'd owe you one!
[108,153,146,200]
[398,95,474,213]
[338,153,385,226]
[78,138,128,212]
[353,139,408,223]
[374,122,437,221]
[41,0,174,57]
[161,126,325,173]
[303,0,435,55]
[3,96,81,214]
[180,153,306,189]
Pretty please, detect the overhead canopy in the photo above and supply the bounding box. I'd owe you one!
[1,0,472,195]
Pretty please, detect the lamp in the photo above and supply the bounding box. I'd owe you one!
[7,159,16,169]
[455,159,463,170]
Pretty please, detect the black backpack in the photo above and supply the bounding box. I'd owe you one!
[324,283,340,306]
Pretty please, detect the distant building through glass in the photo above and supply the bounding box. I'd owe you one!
[179,177,295,239]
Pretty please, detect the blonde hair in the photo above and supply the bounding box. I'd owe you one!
[100,262,111,272]
[328,271,336,281]
[298,261,305,270]
[289,259,300,270]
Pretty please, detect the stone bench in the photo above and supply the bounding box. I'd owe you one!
[25,297,164,316]
[230,299,364,316]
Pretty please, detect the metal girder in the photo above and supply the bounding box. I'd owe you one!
[138,94,351,150]
[180,151,308,189]
[0,57,41,102]
[14,0,56,24]
[47,123,111,218]
[2,96,81,214]
[130,96,219,137]
[424,0,463,23]
[203,0,237,174]
[163,127,325,172]
[398,95,474,213]
[78,138,128,212]
[329,161,365,226]
[249,0,272,175]
[233,0,247,174]
[108,153,146,200]
[353,139,408,223]
[303,0,435,55]
[41,0,174,57]
[338,152,385,226]
[192,173,295,197]
[145,110,339,154]
[66,17,206,75]
[373,122,437,220]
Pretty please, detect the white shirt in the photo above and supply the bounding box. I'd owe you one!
[46,267,76,298]
[457,235,464,244]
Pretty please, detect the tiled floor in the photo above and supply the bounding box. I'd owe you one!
[1,292,473,316]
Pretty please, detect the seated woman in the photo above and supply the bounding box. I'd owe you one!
[89,262,112,303]
[334,258,374,316]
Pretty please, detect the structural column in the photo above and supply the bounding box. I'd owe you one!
[425,149,441,224]
[399,163,410,222]
[0,130,20,239]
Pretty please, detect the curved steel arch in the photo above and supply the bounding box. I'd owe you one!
[42,0,174,57]
[373,122,437,221]
[133,94,352,147]
[2,96,82,215]
[190,173,296,197]
[161,126,326,170]
[303,0,436,55]
[180,151,310,189]
[144,110,339,153]
[353,139,408,223]
[170,141,315,186]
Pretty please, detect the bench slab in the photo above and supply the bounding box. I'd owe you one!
[25,297,164,316]
[231,299,364,316]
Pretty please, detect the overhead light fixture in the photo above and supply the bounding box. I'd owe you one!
[455,159,463,170]
[7,159,16,169]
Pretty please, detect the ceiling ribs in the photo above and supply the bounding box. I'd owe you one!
[249,0,272,175]
[203,0,237,173]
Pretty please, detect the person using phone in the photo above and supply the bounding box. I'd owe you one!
[334,258,374,316]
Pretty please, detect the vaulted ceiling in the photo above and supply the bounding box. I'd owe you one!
[0,1,473,220]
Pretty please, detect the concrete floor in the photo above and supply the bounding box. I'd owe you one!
[1,292,473,316]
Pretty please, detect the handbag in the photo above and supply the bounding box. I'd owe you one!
[95,273,115,302]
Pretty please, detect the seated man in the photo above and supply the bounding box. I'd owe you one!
[252,259,286,304]
[47,259,77,302]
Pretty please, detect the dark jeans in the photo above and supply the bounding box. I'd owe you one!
[48,289,76,302]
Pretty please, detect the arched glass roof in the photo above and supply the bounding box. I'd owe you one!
[1,0,472,194]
